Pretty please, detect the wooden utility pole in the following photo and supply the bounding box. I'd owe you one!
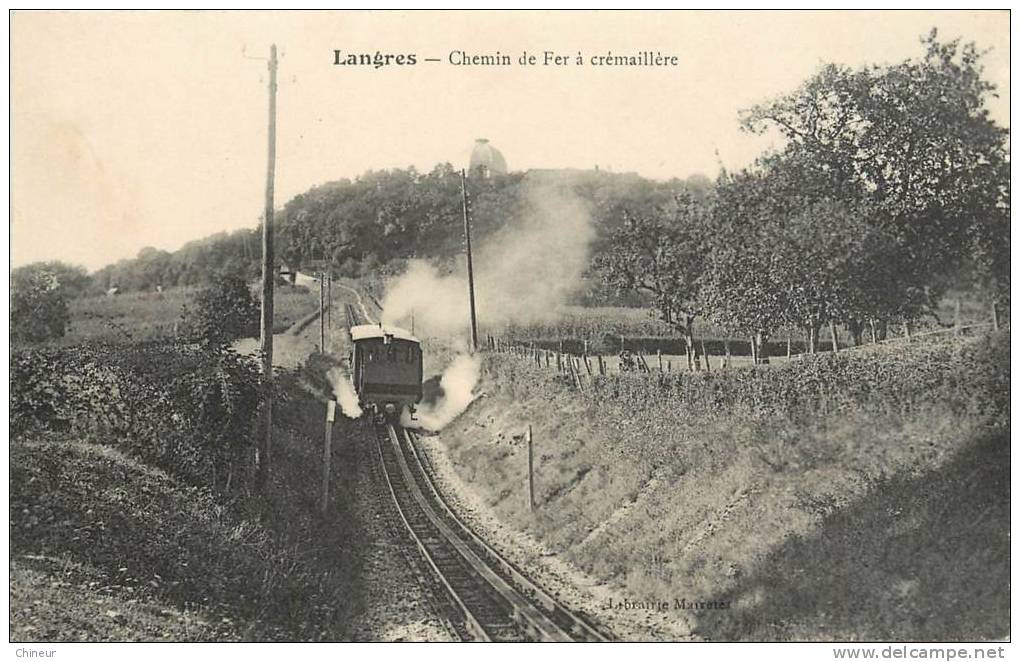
[258,44,278,488]
[460,169,479,352]
[327,275,332,330]
[322,400,336,515]
[319,273,326,352]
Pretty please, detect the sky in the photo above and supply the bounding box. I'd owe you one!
[10,10,1010,272]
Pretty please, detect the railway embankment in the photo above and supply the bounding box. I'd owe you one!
[9,282,443,642]
[418,331,1010,641]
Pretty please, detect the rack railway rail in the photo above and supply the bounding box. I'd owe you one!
[373,422,611,642]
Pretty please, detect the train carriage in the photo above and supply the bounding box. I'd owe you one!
[350,324,423,420]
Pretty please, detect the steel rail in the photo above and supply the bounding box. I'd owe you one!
[375,424,581,641]
[401,427,612,642]
[372,424,494,641]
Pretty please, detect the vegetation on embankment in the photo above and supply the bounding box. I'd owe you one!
[436,332,1009,641]
[10,340,366,641]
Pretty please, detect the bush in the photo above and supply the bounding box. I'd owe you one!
[10,342,264,490]
[191,276,259,345]
[11,268,71,342]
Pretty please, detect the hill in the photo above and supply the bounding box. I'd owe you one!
[83,165,710,303]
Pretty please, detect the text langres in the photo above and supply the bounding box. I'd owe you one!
[333,50,417,68]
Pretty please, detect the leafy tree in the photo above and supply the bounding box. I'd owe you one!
[741,30,1009,321]
[190,274,259,345]
[593,192,710,363]
[11,266,71,342]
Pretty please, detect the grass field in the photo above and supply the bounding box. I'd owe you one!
[55,284,319,345]
[434,332,1009,641]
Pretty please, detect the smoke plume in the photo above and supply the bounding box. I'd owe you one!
[382,174,594,432]
[326,367,363,419]
[401,354,481,432]
[380,176,595,337]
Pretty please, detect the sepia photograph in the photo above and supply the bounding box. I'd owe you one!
[7,8,1011,655]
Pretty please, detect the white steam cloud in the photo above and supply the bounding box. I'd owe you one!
[327,367,363,419]
[402,354,481,432]
[383,175,594,433]
[381,177,595,337]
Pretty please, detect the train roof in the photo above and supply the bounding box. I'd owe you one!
[350,324,420,344]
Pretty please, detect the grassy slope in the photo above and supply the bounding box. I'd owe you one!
[10,368,367,642]
[11,438,279,641]
[436,335,1009,641]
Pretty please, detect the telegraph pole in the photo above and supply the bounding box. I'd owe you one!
[319,273,326,352]
[460,169,479,352]
[258,44,278,488]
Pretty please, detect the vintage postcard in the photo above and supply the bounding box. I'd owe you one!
[8,8,1010,657]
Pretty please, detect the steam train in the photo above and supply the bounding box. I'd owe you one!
[350,323,423,421]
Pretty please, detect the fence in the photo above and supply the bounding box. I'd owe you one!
[485,315,1001,392]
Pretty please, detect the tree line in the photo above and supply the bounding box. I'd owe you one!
[594,31,1009,364]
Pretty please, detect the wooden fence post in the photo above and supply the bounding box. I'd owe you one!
[527,425,535,513]
[724,339,731,368]
[829,322,840,353]
[786,332,792,360]
[575,358,585,390]
[992,301,1000,331]
[657,349,663,373]
[904,321,912,343]
[598,354,606,376]
[702,339,711,372]
[954,298,962,336]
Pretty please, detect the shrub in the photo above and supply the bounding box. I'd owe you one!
[11,268,71,342]
[10,342,264,490]
[191,275,259,345]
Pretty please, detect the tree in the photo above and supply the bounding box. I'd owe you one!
[190,274,259,346]
[11,266,71,342]
[15,261,92,298]
[593,192,710,364]
[701,170,789,361]
[741,30,1009,321]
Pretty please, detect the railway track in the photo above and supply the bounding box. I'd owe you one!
[374,422,611,642]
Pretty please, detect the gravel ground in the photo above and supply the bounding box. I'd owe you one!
[340,418,458,642]
[415,424,699,642]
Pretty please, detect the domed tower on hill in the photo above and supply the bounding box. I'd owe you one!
[468,138,507,178]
